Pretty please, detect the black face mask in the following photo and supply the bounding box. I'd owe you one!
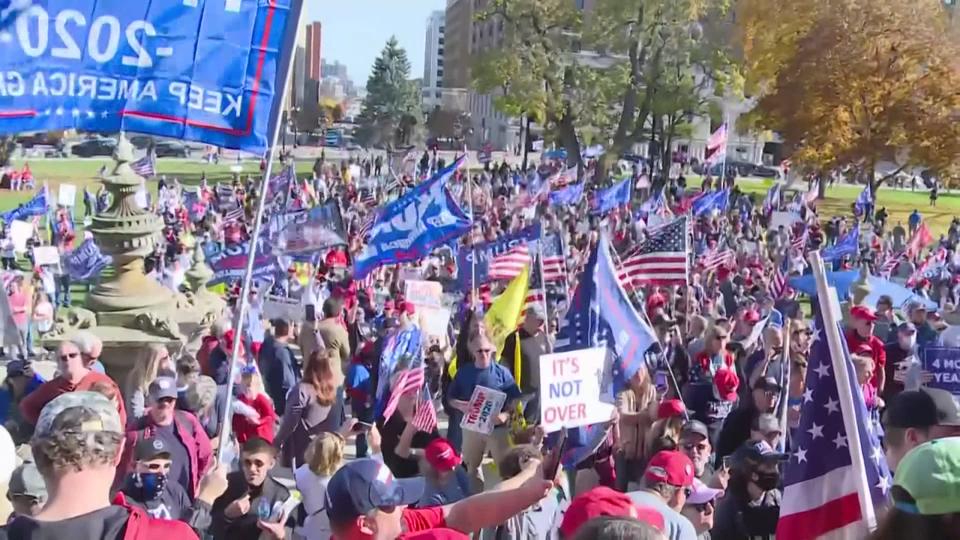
[754,470,780,492]
[132,472,166,501]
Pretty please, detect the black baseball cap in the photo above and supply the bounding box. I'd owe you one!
[325,459,424,526]
[135,437,171,461]
[883,390,942,429]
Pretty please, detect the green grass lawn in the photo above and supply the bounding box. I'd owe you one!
[7,157,318,209]
[687,177,957,234]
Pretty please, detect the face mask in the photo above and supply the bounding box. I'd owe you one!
[753,470,780,492]
[133,472,167,500]
[899,335,916,351]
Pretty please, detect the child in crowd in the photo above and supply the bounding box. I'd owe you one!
[232,365,276,444]
[852,354,884,436]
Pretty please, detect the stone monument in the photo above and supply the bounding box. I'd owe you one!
[46,135,206,382]
[840,265,872,326]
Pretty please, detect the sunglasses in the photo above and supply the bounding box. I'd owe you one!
[59,351,80,361]
[682,442,709,453]
[691,500,715,512]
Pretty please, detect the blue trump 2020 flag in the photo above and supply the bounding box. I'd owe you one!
[1,186,47,223]
[692,189,730,216]
[822,224,860,261]
[65,238,111,281]
[591,178,631,215]
[354,158,471,279]
[0,0,304,152]
[456,224,541,289]
[558,234,657,394]
[549,182,584,207]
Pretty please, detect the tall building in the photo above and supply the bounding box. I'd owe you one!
[443,0,472,90]
[321,60,349,81]
[305,22,322,81]
[422,10,446,109]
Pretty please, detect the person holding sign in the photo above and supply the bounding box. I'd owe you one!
[449,321,521,494]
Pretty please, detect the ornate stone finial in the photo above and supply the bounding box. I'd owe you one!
[851,265,872,305]
[86,133,173,314]
[185,246,214,293]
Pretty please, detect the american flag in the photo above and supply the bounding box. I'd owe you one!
[777,305,891,539]
[382,366,425,422]
[525,256,546,311]
[769,262,787,299]
[704,124,728,166]
[488,245,532,281]
[549,166,579,189]
[131,153,156,178]
[878,251,903,277]
[617,217,688,289]
[360,189,377,207]
[412,395,438,432]
[907,247,948,286]
[355,212,376,240]
[699,248,735,273]
[541,234,566,283]
[791,227,809,252]
[224,206,244,223]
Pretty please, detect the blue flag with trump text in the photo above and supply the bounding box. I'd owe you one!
[557,234,657,394]
[354,158,471,279]
[1,186,48,223]
[590,178,631,215]
[0,0,304,152]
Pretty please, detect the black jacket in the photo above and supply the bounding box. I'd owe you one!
[210,471,294,540]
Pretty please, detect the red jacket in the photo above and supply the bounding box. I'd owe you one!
[20,372,127,428]
[117,411,212,500]
[232,393,277,444]
[845,328,886,389]
[197,335,220,377]
[114,492,198,540]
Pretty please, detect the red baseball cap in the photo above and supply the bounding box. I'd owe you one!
[558,487,664,537]
[644,451,695,488]
[713,368,740,402]
[402,301,416,316]
[657,399,687,420]
[742,309,761,324]
[850,305,878,322]
[424,438,461,472]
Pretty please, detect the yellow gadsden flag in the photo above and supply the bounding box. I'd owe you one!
[449,267,529,378]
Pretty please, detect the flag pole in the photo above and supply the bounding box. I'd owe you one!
[537,222,549,320]
[216,6,305,465]
[808,250,878,531]
[466,145,477,310]
[607,239,687,412]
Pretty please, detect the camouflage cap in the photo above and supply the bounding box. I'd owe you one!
[34,391,122,439]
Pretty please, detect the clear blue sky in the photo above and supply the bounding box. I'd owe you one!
[307,0,446,87]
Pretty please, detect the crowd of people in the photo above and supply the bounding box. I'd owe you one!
[0,148,958,540]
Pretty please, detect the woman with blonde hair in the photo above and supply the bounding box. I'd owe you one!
[274,348,345,467]
[295,432,345,540]
[123,343,175,422]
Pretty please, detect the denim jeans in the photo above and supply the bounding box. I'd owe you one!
[55,275,71,307]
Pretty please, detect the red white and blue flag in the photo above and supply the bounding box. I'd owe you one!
[541,234,566,283]
[382,367,426,423]
[777,307,891,539]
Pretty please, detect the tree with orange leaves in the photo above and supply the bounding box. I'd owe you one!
[737,0,960,192]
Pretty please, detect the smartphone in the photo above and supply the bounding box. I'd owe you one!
[542,428,568,481]
[722,455,733,471]
[305,304,316,322]
[352,421,374,433]
[655,371,668,392]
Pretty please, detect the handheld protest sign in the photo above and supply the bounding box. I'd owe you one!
[538,347,615,433]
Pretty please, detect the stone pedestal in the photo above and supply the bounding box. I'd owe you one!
[44,134,214,384]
